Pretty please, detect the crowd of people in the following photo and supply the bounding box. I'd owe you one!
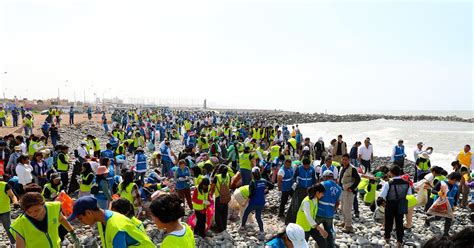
[0,107,472,248]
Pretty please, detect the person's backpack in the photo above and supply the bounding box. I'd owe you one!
[217,176,231,204]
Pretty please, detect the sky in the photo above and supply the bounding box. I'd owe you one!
[0,0,472,113]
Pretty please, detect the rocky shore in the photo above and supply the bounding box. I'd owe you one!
[0,122,472,248]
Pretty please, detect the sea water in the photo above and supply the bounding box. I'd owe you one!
[296,119,474,171]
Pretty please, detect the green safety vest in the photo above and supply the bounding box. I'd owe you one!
[131,216,145,233]
[10,202,62,248]
[363,183,377,204]
[28,141,37,156]
[192,189,209,211]
[56,153,69,172]
[430,175,447,199]
[42,183,60,200]
[161,223,195,248]
[296,196,318,231]
[270,145,280,161]
[252,128,260,140]
[418,160,430,171]
[357,178,370,191]
[118,182,136,208]
[198,137,209,150]
[239,153,252,170]
[98,211,155,248]
[0,182,11,214]
[80,173,94,192]
[240,185,250,199]
[288,138,297,150]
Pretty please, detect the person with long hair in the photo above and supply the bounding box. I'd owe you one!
[78,162,94,197]
[117,169,142,211]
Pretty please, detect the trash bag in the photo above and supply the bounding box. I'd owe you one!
[415,188,428,207]
[56,192,74,217]
[407,194,418,208]
[187,202,215,232]
[427,182,454,219]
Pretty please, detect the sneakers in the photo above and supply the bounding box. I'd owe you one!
[342,226,354,233]
[258,232,265,241]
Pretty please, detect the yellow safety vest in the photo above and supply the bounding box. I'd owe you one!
[239,153,252,170]
[10,202,62,248]
[131,216,145,233]
[458,151,472,166]
[98,211,155,248]
[118,182,136,208]
[240,185,250,199]
[79,173,94,192]
[56,153,69,172]
[296,196,318,231]
[270,145,280,161]
[28,141,37,156]
[0,182,11,214]
[192,189,209,211]
[161,223,195,248]
[42,183,61,200]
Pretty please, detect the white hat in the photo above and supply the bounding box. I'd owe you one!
[80,141,87,145]
[419,152,430,159]
[286,223,309,248]
[322,170,334,177]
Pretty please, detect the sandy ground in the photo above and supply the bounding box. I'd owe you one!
[0,113,112,137]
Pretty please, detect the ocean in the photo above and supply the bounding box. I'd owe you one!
[296,119,474,171]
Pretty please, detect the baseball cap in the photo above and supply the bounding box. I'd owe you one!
[286,223,309,248]
[417,142,424,146]
[68,196,99,221]
[322,170,334,177]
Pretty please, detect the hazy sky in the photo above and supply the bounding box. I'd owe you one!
[1,0,472,113]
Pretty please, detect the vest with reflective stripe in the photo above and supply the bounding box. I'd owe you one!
[135,153,147,171]
[118,182,136,208]
[192,189,209,211]
[394,146,405,160]
[296,196,318,231]
[97,211,155,248]
[418,159,430,171]
[280,167,294,192]
[161,223,195,248]
[56,153,69,172]
[363,182,377,204]
[296,166,314,189]
[10,202,61,248]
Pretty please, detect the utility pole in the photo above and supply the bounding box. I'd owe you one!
[57,88,60,104]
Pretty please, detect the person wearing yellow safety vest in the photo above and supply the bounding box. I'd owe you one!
[116,141,129,156]
[68,196,154,248]
[192,177,212,238]
[0,106,6,127]
[210,165,234,234]
[55,145,70,192]
[22,114,33,136]
[42,173,62,201]
[296,183,328,246]
[0,179,20,246]
[415,152,432,182]
[239,146,255,185]
[456,144,473,170]
[27,136,40,159]
[110,198,146,233]
[118,170,142,210]
[149,193,195,248]
[423,166,447,212]
[78,162,94,198]
[11,192,80,248]
[87,135,101,158]
[197,134,210,152]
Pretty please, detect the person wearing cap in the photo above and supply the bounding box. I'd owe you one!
[77,140,89,165]
[42,173,62,201]
[416,152,432,182]
[413,142,433,182]
[296,183,327,247]
[265,223,309,248]
[69,196,154,248]
[277,158,295,218]
[240,167,274,241]
[10,192,79,248]
[94,165,113,209]
[391,140,406,168]
[316,170,342,248]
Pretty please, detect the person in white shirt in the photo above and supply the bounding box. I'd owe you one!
[358,139,374,174]
[77,141,89,164]
[297,183,328,246]
[413,142,433,161]
[15,155,33,193]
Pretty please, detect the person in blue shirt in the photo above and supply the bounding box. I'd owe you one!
[69,106,74,125]
[265,223,309,248]
[240,167,274,241]
[316,170,342,248]
[277,159,294,218]
[108,133,119,151]
[174,159,192,210]
[286,158,317,224]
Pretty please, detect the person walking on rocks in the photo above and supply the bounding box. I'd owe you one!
[93,165,113,209]
[55,145,70,192]
[149,193,195,248]
[286,158,317,224]
[211,164,233,234]
[192,177,212,238]
[277,159,295,218]
[68,196,155,248]
[316,170,342,248]
[332,135,347,163]
[358,138,373,174]
[380,165,412,247]
[391,140,406,168]
[296,183,328,247]
[338,153,360,233]
[175,159,193,210]
[69,106,74,125]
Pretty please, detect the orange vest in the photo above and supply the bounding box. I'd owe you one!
[458,151,472,166]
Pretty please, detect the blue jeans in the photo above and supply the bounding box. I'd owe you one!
[240,168,251,186]
[97,199,109,210]
[162,160,173,178]
[242,204,264,232]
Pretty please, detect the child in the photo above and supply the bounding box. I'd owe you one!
[372,197,386,228]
